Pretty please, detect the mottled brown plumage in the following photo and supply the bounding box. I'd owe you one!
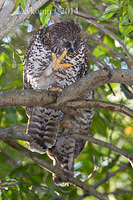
[23,21,93,185]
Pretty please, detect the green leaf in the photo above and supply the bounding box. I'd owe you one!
[93,45,109,57]
[105,4,119,13]
[102,10,116,19]
[0,63,2,76]
[119,14,133,36]
[39,2,53,26]
[122,5,127,16]
[87,25,98,34]
[102,0,120,6]
[119,24,133,36]
[101,4,119,19]
[5,108,17,123]
[128,4,133,21]
[14,52,22,64]
[60,0,67,9]
[103,35,115,49]
[21,0,27,10]
[13,0,20,12]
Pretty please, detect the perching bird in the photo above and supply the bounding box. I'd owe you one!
[23,21,94,185]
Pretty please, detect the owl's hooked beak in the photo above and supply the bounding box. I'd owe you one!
[69,43,74,53]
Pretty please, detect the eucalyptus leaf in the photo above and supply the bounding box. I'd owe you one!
[128,4,133,21]
[21,0,27,10]
[39,2,53,26]
[102,0,120,6]
[0,63,2,76]
[105,4,119,13]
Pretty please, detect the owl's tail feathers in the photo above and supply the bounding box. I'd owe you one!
[27,107,59,154]
[47,135,75,186]
[53,172,71,186]
[52,160,74,186]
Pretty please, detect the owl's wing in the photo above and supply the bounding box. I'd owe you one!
[76,42,90,80]
[23,28,62,153]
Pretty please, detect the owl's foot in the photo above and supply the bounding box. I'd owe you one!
[48,87,62,93]
[47,87,62,102]
[59,123,71,129]
[52,50,71,70]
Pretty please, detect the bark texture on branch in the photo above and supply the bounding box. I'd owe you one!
[0,69,132,117]
[57,68,133,103]
[0,0,49,40]
[0,126,133,164]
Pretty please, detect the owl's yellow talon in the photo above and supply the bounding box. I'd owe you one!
[52,50,72,70]
[56,50,68,64]
[59,123,71,129]
[48,87,62,93]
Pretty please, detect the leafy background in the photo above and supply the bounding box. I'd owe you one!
[0,0,133,199]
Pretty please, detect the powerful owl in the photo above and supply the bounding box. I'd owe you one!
[23,21,94,186]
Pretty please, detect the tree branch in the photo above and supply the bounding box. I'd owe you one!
[105,189,133,195]
[76,163,130,200]
[1,127,133,164]
[0,69,133,117]
[71,134,133,166]
[0,91,133,118]
[0,0,16,30]
[4,140,108,200]
[0,0,49,40]
[0,89,53,108]
[0,148,19,167]
[64,100,133,118]
[0,0,6,10]
[94,163,130,189]
[57,68,133,103]
[73,11,133,61]
[0,130,30,141]
[84,32,132,70]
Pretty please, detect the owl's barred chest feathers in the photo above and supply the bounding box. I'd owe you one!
[24,28,86,90]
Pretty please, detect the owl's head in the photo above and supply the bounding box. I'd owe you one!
[48,22,81,54]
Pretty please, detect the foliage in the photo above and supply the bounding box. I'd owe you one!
[0,0,133,200]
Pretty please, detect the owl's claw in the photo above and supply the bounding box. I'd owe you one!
[48,87,62,93]
[47,87,62,103]
[59,123,71,129]
[47,87,62,101]
[52,50,71,70]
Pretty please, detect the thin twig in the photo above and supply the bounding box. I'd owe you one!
[105,189,133,195]
[0,0,49,40]
[0,0,6,10]
[0,131,30,141]
[94,163,130,188]
[64,100,133,118]
[73,11,133,25]
[73,11,133,61]
[71,134,133,163]
[84,32,132,70]
[0,127,133,164]
[0,148,19,167]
